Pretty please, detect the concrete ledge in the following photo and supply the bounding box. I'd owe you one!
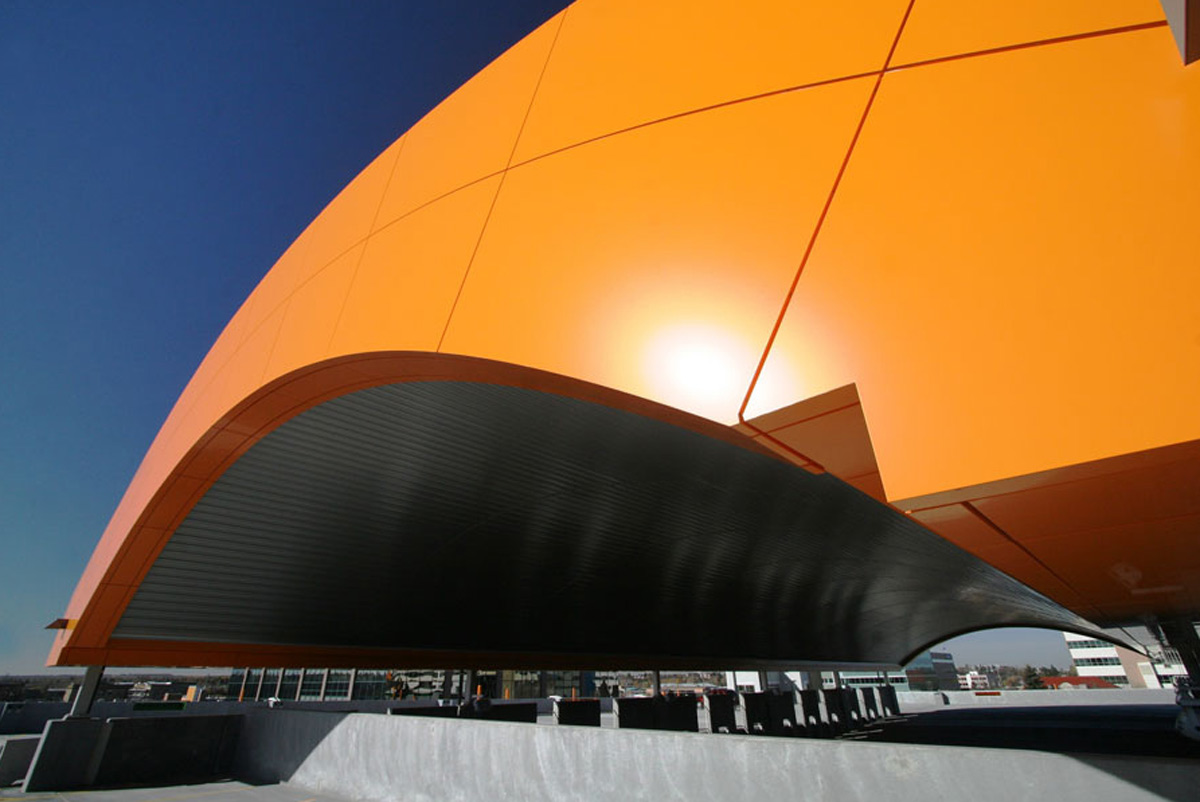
[235,709,1200,801]
[23,715,242,792]
[897,689,1178,709]
[93,715,242,787]
[23,718,106,792]
[0,736,39,786]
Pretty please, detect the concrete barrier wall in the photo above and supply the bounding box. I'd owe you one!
[24,714,244,792]
[0,736,39,786]
[0,703,70,735]
[0,700,268,735]
[235,709,1199,802]
[898,690,1178,709]
[0,696,563,737]
[93,715,242,788]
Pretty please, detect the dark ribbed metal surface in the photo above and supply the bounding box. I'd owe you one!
[115,381,1099,666]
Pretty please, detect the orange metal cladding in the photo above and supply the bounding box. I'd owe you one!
[51,0,1200,667]
[749,18,1200,622]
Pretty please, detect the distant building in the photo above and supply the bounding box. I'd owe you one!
[725,669,909,693]
[834,670,911,691]
[957,669,998,690]
[1063,633,1189,689]
[1042,676,1117,690]
[905,650,960,691]
[227,668,597,702]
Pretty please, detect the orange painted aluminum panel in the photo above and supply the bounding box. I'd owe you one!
[512,0,910,162]
[255,138,403,318]
[330,176,503,357]
[892,0,1166,66]
[738,384,884,497]
[752,26,1200,503]
[374,12,563,227]
[909,505,1011,557]
[1023,514,1200,600]
[968,543,1091,614]
[263,244,364,385]
[443,78,876,424]
[971,456,1200,545]
[906,438,1200,624]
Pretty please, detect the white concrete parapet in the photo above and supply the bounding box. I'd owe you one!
[235,708,1199,801]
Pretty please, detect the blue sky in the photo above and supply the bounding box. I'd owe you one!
[0,1,1072,675]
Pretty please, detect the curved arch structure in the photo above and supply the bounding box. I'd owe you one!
[52,0,1200,668]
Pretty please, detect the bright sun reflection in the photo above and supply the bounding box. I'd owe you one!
[643,324,756,422]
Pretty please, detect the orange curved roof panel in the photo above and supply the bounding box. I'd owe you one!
[52,0,1200,667]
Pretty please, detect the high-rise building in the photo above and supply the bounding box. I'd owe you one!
[1063,633,1189,689]
[904,651,960,691]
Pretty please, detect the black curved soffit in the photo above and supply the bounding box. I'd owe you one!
[114,381,1102,667]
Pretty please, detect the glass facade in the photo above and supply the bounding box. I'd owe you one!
[227,669,246,699]
[299,669,325,700]
[229,666,617,701]
[324,669,352,699]
[261,669,280,698]
[352,670,390,700]
[245,669,263,700]
[905,650,960,691]
[278,668,302,700]
[1075,657,1121,666]
[1066,638,1112,650]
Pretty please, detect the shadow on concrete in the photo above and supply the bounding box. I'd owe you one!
[233,709,349,786]
[848,704,1199,802]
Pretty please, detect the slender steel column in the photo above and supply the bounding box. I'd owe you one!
[68,665,103,718]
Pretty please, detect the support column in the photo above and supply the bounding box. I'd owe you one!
[756,671,770,692]
[68,665,103,718]
[805,670,823,691]
[1161,619,1200,683]
[652,670,662,696]
[537,670,548,698]
[237,669,248,702]
[347,668,358,701]
[318,668,329,701]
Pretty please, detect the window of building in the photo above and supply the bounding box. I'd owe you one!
[245,669,263,701]
[1075,657,1121,666]
[299,669,325,700]
[278,668,301,701]
[352,670,389,700]
[324,669,352,699]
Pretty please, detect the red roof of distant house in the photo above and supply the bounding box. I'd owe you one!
[1041,676,1117,690]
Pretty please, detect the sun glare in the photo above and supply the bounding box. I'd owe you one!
[643,324,755,422]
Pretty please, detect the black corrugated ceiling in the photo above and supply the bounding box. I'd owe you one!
[114,381,1100,667]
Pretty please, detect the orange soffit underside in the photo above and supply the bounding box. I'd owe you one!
[53,0,1200,666]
